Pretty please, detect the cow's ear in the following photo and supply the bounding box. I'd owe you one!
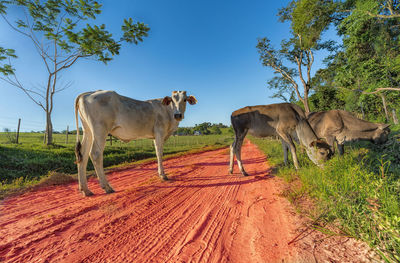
[309,140,324,148]
[162,96,172,105]
[187,95,197,105]
[380,123,390,130]
[310,139,329,149]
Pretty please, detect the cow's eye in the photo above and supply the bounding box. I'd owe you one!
[184,99,187,102]
[319,152,325,155]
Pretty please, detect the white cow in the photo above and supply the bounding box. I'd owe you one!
[74,90,197,196]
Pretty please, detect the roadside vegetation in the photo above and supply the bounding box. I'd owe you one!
[250,124,400,262]
[0,128,233,198]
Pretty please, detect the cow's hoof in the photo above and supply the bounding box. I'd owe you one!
[160,175,169,181]
[228,169,233,174]
[242,172,249,177]
[82,190,94,197]
[105,188,115,194]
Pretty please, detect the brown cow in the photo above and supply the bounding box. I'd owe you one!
[307,110,390,155]
[229,103,332,175]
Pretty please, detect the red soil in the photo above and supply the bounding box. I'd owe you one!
[0,141,374,263]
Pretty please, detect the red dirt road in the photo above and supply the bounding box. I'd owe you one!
[0,141,304,263]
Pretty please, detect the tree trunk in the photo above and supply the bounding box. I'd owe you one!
[46,111,53,145]
[303,87,311,114]
[392,108,399,124]
[379,93,389,122]
[360,102,365,120]
[303,99,310,114]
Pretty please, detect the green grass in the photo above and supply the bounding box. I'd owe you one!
[0,133,233,196]
[250,125,400,262]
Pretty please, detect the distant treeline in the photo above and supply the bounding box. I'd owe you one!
[7,123,232,136]
[175,122,231,136]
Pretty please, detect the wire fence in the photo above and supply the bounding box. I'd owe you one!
[0,116,233,148]
[0,115,69,133]
[0,131,233,149]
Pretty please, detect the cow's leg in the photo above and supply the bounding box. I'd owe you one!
[154,133,168,180]
[281,138,289,166]
[90,130,114,194]
[234,130,249,176]
[228,138,236,174]
[326,136,335,155]
[279,132,299,169]
[337,143,345,155]
[77,131,94,196]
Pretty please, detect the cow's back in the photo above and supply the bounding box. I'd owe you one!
[78,90,169,140]
[231,103,305,137]
[308,110,345,138]
[309,109,384,138]
[78,90,119,126]
[336,110,381,131]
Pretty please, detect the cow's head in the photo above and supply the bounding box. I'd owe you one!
[372,124,390,144]
[162,91,197,121]
[307,140,333,166]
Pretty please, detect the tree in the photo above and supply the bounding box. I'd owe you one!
[209,126,222,135]
[310,67,346,111]
[0,0,149,144]
[257,0,338,113]
[175,127,193,136]
[328,0,400,121]
[194,122,211,135]
[355,0,400,19]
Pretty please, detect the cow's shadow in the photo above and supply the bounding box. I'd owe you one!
[166,157,265,169]
[159,173,273,189]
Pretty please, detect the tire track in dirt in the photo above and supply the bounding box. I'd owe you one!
[0,141,302,263]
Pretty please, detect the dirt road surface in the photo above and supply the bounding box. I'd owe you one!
[0,141,375,263]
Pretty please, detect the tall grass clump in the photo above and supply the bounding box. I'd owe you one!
[250,125,400,262]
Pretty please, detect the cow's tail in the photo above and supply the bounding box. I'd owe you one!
[75,95,83,164]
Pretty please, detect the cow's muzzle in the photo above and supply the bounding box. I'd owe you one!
[174,113,183,121]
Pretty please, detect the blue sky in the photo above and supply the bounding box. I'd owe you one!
[0,0,335,132]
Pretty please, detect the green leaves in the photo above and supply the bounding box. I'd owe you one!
[0,47,16,75]
[291,0,338,49]
[122,18,150,44]
[78,23,120,63]
[0,0,150,67]
[332,0,400,115]
[0,1,9,15]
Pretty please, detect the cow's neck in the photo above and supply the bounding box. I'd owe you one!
[344,115,380,131]
[167,105,181,134]
[295,119,318,149]
[344,129,378,142]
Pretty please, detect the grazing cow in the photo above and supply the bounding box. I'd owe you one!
[307,110,390,155]
[74,90,197,196]
[229,103,332,175]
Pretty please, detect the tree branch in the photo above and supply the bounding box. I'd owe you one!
[56,52,80,68]
[365,10,400,18]
[0,75,45,110]
[336,86,400,94]
[307,49,314,84]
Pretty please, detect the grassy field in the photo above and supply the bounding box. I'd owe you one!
[250,125,400,262]
[0,131,233,195]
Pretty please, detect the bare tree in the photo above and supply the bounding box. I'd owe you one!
[257,35,316,113]
[0,0,149,144]
[257,0,337,113]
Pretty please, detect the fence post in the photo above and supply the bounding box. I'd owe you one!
[16,118,21,144]
[66,125,69,144]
